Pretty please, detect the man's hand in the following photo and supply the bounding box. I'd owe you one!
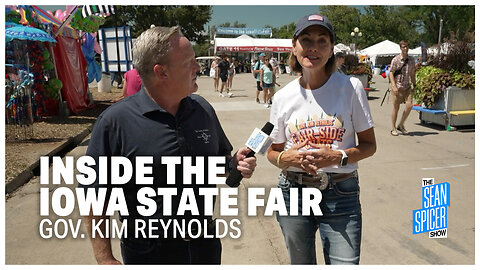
[233,147,257,178]
[392,86,399,95]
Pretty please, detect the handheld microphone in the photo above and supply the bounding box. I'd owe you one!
[226,122,274,187]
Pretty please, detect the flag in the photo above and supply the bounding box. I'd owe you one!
[81,5,115,18]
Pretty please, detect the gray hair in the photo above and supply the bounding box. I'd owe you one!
[133,26,182,81]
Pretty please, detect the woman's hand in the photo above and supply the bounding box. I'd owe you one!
[279,140,308,169]
[300,141,340,175]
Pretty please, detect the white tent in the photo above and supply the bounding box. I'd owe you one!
[334,43,351,53]
[361,40,401,58]
[409,46,422,56]
[361,40,421,66]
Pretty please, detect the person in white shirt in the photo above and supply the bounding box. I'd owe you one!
[266,14,377,265]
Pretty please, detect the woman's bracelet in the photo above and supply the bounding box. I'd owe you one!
[276,151,289,170]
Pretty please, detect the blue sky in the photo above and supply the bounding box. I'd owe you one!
[209,6,320,28]
[39,5,322,29]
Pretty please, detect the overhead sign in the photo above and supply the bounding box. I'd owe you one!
[216,27,272,36]
[216,46,291,53]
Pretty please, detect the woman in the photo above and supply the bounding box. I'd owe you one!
[210,58,219,92]
[227,57,236,91]
[111,68,142,103]
[267,14,376,265]
[260,57,274,108]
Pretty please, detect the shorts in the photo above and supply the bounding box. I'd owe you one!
[256,81,263,91]
[262,82,273,88]
[220,73,228,82]
[392,87,413,104]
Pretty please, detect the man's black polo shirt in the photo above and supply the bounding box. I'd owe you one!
[82,88,233,230]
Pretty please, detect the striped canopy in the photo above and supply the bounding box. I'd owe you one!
[82,5,115,18]
[31,5,79,39]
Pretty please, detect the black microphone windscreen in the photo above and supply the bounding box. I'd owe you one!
[261,122,274,135]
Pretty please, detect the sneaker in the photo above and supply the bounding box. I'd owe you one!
[227,92,233,98]
[219,93,225,97]
[256,98,260,103]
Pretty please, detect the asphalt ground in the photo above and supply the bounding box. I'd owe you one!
[4,72,476,265]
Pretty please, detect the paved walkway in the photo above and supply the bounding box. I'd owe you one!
[5,73,475,265]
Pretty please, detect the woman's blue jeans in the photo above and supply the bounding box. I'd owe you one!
[276,172,362,265]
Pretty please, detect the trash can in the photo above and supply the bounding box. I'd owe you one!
[374,67,381,75]
[98,73,111,93]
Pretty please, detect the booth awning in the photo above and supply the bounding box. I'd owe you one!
[32,5,79,39]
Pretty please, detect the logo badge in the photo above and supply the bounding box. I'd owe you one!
[308,15,324,21]
[195,129,211,144]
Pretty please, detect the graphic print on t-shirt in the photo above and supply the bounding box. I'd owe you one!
[288,112,345,149]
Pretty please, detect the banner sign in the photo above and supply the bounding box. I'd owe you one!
[216,46,291,53]
[216,27,272,36]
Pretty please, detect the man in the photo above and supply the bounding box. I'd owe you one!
[217,55,231,97]
[81,26,256,264]
[335,52,347,74]
[253,53,265,103]
[389,40,416,136]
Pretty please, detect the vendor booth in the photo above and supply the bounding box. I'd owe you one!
[32,5,91,115]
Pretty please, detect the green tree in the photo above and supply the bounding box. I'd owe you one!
[361,6,420,47]
[102,6,212,43]
[192,42,211,57]
[270,22,296,39]
[318,6,361,46]
[406,6,475,45]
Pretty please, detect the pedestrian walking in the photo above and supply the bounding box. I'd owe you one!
[210,58,219,92]
[227,57,236,91]
[252,53,266,103]
[218,55,232,97]
[389,40,416,136]
[266,14,376,265]
[260,57,274,108]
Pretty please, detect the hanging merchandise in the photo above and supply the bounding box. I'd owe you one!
[70,5,114,33]
[81,32,102,83]
[5,70,35,141]
[70,10,105,33]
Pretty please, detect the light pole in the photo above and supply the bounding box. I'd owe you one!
[350,27,362,56]
[437,19,443,45]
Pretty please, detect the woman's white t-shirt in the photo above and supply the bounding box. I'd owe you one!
[269,72,374,173]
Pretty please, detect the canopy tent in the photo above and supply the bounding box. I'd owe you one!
[360,40,421,67]
[334,43,351,54]
[409,46,422,56]
[214,36,292,53]
[361,40,401,58]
